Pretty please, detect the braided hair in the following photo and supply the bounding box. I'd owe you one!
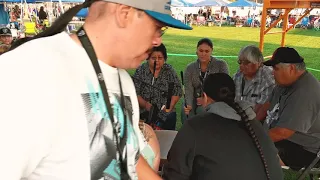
[9,0,95,51]
[203,73,270,180]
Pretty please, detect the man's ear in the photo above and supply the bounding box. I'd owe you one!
[114,4,133,28]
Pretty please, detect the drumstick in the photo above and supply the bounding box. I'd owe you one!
[180,71,188,118]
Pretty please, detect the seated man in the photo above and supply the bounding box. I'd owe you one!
[263,47,320,170]
[234,45,275,120]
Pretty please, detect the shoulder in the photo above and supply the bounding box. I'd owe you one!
[0,33,71,84]
[212,57,228,66]
[304,72,320,89]
[136,62,148,71]
[296,73,320,100]
[260,66,273,77]
[259,66,275,84]
[186,112,223,130]
[119,69,136,90]
[163,64,178,74]
[163,63,175,71]
[185,61,198,71]
[233,69,242,79]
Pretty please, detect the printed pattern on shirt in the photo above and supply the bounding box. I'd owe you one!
[81,82,139,180]
[133,63,182,116]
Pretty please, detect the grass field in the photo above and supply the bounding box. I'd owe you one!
[133,26,320,180]
[159,26,320,129]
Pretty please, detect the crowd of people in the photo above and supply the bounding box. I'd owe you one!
[132,37,320,179]
[0,0,319,179]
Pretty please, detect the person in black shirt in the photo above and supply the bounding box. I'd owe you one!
[39,6,47,21]
[163,73,283,180]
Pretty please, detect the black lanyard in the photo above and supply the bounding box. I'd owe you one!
[241,77,250,98]
[77,27,129,179]
[198,59,211,84]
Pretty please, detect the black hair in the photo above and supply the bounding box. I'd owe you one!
[203,73,270,180]
[197,38,213,49]
[9,37,32,51]
[8,0,95,51]
[147,43,168,61]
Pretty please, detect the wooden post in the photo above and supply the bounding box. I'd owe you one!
[281,9,291,47]
[259,5,267,52]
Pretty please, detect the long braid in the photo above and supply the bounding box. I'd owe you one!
[227,101,270,180]
[203,73,271,179]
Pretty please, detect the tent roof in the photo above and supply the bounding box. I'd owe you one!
[227,0,262,7]
[172,0,194,6]
[193,0,228,6]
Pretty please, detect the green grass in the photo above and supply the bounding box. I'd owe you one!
[129,26,320,179]
[148,26,320,130]
[129,26,320,129]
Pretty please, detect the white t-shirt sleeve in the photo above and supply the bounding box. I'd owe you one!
[0,52,53,179]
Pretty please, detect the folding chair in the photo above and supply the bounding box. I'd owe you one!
[196,16,206,26]
[297,149,320,180]
[154,130,178,177]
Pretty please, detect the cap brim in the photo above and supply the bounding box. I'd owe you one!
[263,59,280,66]
[145,10,192,30]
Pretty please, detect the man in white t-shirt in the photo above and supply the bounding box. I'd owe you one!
[0,0,191,179]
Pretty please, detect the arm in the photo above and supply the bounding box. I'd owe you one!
[269,127,295,142]
[256,84,276,121]
[255,102,270,121]
[138,95,151,111]
[270,90,314,141]
[184,66,194,107]
[168,96,180,112]
[256,69,275,105]
[163,121,196,180]
[168,68,182,111]
[137,155,162,180]
[0,68,52,179]
[144,123,161,171]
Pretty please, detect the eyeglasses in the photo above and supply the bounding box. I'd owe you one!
[158,26,168,37]
[237,59,252,65]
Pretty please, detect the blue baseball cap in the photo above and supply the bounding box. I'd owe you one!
[81,0,192,30]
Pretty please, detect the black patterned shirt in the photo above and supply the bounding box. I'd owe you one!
[133,63,182,114]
